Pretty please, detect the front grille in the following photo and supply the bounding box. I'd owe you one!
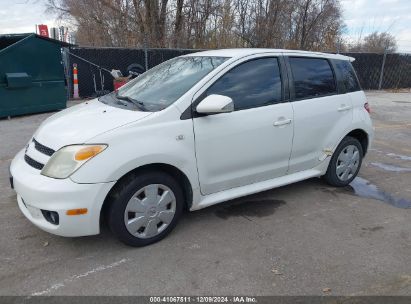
[24,154,44,170]
[33,138,55,156]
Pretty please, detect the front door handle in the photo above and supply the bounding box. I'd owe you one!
[273,118,292,126]
[338,105,352,112]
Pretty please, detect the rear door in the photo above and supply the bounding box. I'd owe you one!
[285,56,353,173]
[192,56,294,195]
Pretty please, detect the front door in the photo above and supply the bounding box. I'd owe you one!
[193,57,294,195]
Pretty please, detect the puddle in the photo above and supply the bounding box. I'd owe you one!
[386,153,411,161]
[346,177,411,208]
[214,199,285,219]
[359,226,384,237]
[361,226,384,232]
[369,149,411,161]
[392,100,411,104]
[370,162,411,172]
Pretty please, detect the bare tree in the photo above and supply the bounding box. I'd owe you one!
[349,31,397,53]
[46,0,346,51]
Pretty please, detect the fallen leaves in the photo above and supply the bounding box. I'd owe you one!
[271,268,283,275]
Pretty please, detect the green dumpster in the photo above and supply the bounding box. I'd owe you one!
[0,33,72,118]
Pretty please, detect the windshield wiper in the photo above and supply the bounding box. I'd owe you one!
[116,94,147,111]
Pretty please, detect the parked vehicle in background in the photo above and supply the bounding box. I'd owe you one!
[10,49,373,246]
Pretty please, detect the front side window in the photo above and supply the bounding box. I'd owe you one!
[102,56,228,111]
[205,58,282,111]
[335,60,361,93]
[289,57,337,99]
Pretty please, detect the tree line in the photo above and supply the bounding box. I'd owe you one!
[47,0,397,53]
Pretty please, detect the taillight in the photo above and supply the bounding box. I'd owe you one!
[364,102,370,113]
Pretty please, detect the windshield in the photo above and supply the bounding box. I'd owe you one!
[102,56,228,112]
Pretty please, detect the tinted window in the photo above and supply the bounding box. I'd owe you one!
[206,58,282,111]
[289,57,336,99]
[335,60,361,92]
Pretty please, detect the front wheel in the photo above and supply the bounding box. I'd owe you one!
[107,171,184,247]
[323,136,363,187]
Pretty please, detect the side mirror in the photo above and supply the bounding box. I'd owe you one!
[196,94,234,114]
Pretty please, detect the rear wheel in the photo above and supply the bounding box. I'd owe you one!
[107,171,183,246]
[324,136,363,187]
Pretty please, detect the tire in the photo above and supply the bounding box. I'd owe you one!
[323,136,363,187]
[107,171,184,247]
[126,63,145,78]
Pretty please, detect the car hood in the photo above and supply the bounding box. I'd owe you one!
[34,99,152,150]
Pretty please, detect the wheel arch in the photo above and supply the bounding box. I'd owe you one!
[345,129,369,156]
[100,163,193,227]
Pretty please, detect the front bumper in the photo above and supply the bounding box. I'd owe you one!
[10,149,115,237]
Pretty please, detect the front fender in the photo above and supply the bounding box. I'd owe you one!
[70,116,199,190]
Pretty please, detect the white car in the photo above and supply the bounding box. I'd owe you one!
[10,49,373,246]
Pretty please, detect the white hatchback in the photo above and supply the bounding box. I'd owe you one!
[10,49,373,246]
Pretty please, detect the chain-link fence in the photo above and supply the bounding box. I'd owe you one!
[65,47,411,98]
[345,52,411,90]
[66,47,199,98]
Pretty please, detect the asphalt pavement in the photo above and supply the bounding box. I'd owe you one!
[0,91,410,296]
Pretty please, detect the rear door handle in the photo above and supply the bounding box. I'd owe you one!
[273,119,292,126]
[338,105,352,112]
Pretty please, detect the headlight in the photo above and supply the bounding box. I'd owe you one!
[41,144,107,179]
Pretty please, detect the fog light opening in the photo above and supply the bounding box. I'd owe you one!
[41,210,59,225]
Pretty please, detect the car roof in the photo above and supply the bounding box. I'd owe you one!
[184,48,354,61]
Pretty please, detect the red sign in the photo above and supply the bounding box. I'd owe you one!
[38,24,49,37]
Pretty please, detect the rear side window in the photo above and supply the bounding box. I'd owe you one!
[289,57,336,99]
[335,60,361,93]
[205,58,282,111]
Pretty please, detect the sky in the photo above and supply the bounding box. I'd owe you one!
[0,0,410,52]
[341,0,411,52]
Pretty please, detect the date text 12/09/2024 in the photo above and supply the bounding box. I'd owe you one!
[149,297,257,303]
